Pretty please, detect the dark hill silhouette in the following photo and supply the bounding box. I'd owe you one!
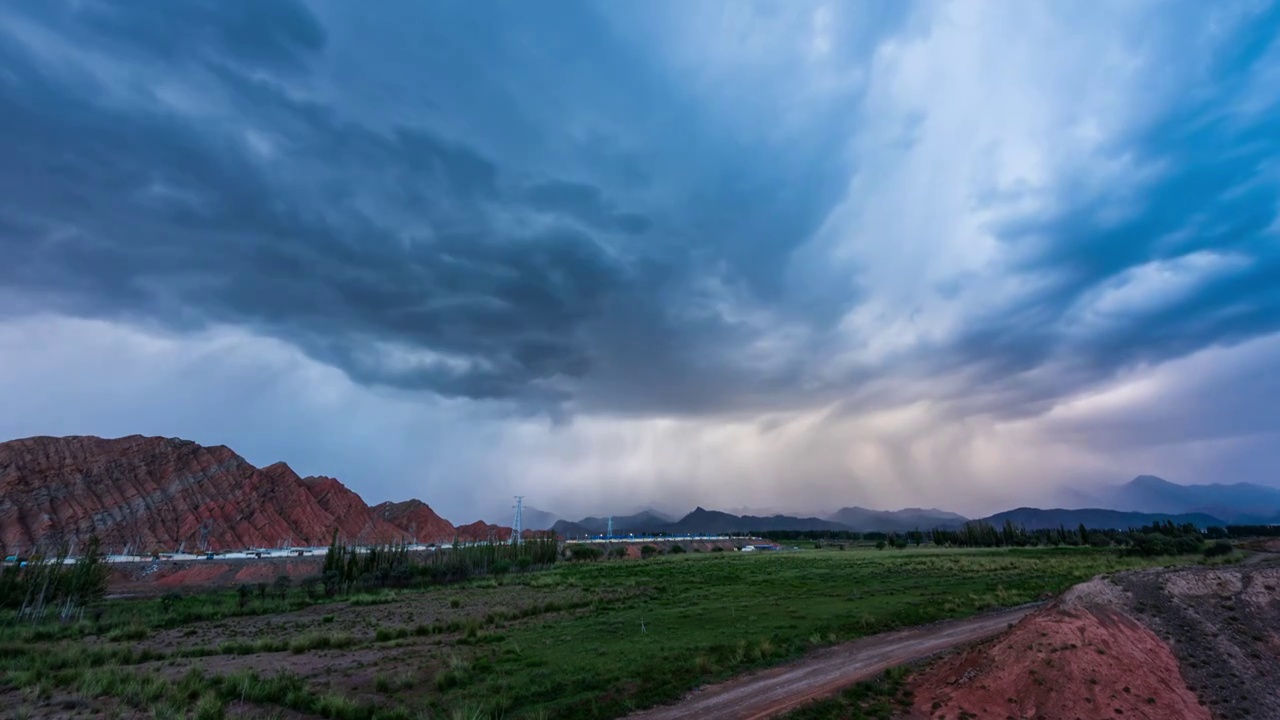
[668,507,849,534]
[1101,475,1280,524]
[556,506,878,536]
[980,507,1225,531]
[552,509,673,537]
[516,505,561,531]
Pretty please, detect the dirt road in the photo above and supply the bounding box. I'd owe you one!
[627,604,1041,720]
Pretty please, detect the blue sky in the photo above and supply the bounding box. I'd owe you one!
[1,1,1278,523]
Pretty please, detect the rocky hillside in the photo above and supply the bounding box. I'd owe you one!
[0,435,477,553]
[372,499,456,543]
[454,520,514,543]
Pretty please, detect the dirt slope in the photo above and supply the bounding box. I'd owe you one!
[626,604,1040,720]
[1117,562,1280,719]
[908,558,1280,720]
[907,579,1209,720]
[109,556,328,595]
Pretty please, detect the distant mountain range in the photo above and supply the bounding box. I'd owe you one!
[552,504,1237,537]
[1097,475,1280,524]
[551,476,1280,536]
[668,508,850,535]
[551,510,677,538]
[515,506,562,532]
[550,506,971,537]
[983,507,1226,531]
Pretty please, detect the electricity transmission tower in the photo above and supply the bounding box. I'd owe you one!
[607,515,614,539]
[511,496,524,545]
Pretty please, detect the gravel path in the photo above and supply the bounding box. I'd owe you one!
[626,604,1042,720]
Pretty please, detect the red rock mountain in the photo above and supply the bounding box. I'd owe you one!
[454,520,513,543]
[0,435,502,553]
[371,500,456,544]
[295,474,406,545]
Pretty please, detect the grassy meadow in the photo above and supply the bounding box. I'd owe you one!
[0,546,1200,719]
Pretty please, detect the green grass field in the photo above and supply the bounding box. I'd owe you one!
[0,546,1199,719]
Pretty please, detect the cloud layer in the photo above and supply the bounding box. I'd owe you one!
[1,1,1278,521]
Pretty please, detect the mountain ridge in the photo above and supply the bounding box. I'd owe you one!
[981,507,1226,531]
[6,438,1276,552]
[0,435,504,553]
[1099,475,1280,524]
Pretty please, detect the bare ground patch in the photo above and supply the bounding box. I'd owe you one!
[1116,561,1280,720]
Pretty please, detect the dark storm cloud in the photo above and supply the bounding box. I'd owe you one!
[0,1,662,407]
[0,0,866,416]
[1,0,1278,425]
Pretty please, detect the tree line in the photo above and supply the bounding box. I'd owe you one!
[313,532,560,596]
[757,520,1272,556]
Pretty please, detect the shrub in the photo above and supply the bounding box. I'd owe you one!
[568,546,603,562]
[301,576,325,599]
[272,575,291,600]
[640,545,659,558]
[435,654,471,691]
[875,540,887,550]
[160,591,183,615]
[194,693,224,720]
[106,624,149,642]
[1204,540,1233,558]
[669,545,686,554]
[313,693,359,718]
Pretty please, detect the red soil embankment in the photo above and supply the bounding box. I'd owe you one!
[907,580,1209,720]
[110,557,325,595]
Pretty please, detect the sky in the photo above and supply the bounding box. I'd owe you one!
[1,0,1278,524]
